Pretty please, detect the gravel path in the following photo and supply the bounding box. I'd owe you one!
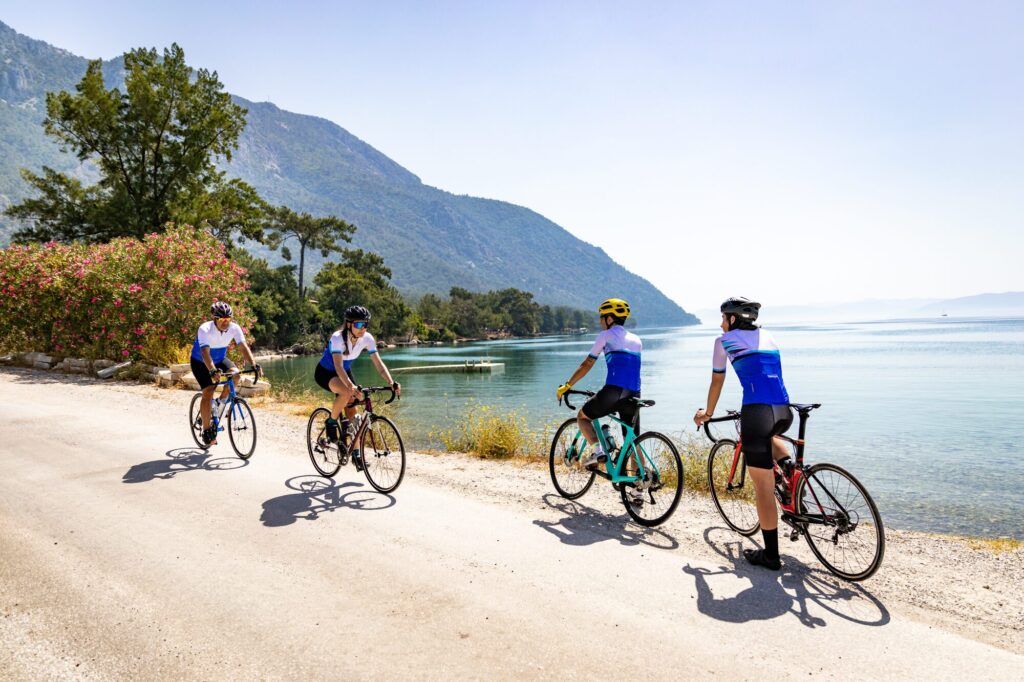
[1,367,1021,680]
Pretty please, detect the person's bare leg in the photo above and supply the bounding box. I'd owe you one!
[748,467,778,531]
[577,410,597,444]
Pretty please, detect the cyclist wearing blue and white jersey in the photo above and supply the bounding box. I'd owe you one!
[556,298,644,501]
[190,301,260,445]
[313,305,400,459]
[694,297,793,571]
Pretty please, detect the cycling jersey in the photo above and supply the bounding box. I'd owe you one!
[190,320,246,363]
[318,330,378,372]
[588,325,642,392]
[712,328,789,405]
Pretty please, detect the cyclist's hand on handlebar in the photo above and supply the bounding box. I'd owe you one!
[693,408,712,427]
[253,363,263,381]
[556,383,573,400]
[391,381,401,397]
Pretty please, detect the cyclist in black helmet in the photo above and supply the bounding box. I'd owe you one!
[313,305,401,469]
[190,302,260,445]
[694,297,793,571]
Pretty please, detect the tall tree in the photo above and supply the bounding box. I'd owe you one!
[267,205,355,299]
[5,44,266,243]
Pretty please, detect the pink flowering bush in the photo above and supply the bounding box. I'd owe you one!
[0,225,252,365]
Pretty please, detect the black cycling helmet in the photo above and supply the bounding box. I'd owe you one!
[211,301,233,319]
[344,305,371,322]
[720,296,760,323]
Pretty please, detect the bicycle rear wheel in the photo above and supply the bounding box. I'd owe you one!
[621,432,683,527]
[795,462,885,581]
[188,393,207,449]
[307,408,341,477]
[707,439,760,536]
[227,398,257,460]
[360,415,406,493]
[548,418,596,499]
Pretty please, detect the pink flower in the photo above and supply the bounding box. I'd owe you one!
[121,350,130,357]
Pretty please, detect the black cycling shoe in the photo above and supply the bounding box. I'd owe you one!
[352,450,363,472]
[743,548,782,571]
[201,426,217,446]
[325,418,339,443]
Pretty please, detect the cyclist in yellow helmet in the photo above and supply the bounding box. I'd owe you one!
[556,298,644,501]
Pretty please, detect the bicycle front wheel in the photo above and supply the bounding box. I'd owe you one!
[707,439,760,536]
[548,418,596,499]
[621,432,683,527]
[188,393,207,449]
[795,463,885,581]
[227,398,257,459]
[307,408,341,477]
[360,415,406,493]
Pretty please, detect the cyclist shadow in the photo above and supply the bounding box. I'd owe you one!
[682,527,890,628]
[532,493,679,551]
[260,475,397,528]
[122,447,248,484]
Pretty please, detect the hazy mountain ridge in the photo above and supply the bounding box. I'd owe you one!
[0,21,696,325]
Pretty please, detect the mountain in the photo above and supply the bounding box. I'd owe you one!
[918,292,1024,317]
[0,21,697,326]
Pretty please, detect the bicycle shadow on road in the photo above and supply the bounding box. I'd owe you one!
[532,493,679,551]
[682,527,890,629]
[260,475,396,528]
[122,447,248,484]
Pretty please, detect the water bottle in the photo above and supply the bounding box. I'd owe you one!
[601,423,618,454]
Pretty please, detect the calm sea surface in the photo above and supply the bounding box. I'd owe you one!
[266,318,1024,539]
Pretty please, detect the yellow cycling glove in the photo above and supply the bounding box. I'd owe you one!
[556,383,573,400]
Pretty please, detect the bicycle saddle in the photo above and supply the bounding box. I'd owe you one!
[789,403,822,413]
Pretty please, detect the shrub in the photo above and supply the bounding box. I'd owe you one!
[0,225,251,364]
[431,401,556,459]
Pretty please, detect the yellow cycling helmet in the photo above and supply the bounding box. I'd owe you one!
[598,298,631,319]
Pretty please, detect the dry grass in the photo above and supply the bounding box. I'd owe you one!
[964,537,1023,553]
[431,401,559,460]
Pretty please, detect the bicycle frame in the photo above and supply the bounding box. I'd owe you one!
[563,413,658,484]
[209,370,254,430]
[335,386,397,456]
[704,407,856,532]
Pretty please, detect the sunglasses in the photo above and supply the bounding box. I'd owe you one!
[352,320,369,329]
[216,316,232,321]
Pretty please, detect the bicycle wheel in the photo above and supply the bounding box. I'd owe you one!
[707,439,760,536]
[548,418,596,499]
[307,408,341,477]
[226,398,257,460]
[360,415,406,493]
[620,432,683,527]
[795,462,885,581]
[188,393,207,449]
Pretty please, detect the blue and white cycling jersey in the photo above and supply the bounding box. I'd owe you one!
[588,325,642,392]
[318,330,378,372]
[190,320,246,363]
[713,328,789,406]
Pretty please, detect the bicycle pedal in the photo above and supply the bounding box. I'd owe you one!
[789,529,800,542]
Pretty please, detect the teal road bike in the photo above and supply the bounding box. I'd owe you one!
[549,389,683,527]
[188,367,260,459]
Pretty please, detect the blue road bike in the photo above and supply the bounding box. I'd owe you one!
[550,389,683,527]
[188,367,260,459]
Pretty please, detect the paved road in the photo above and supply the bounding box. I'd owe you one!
[1,369,1021,680]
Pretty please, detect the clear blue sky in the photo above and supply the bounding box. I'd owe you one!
[4,1,1022,311]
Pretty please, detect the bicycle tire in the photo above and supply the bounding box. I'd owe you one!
[227,398,257,460]
[307,407,341,477]
[188,392,207,449]
[359,415,406,493]
[707,439,760,536]
[548,418,596,499]
[620,431,683,527]
[795,462,885,581]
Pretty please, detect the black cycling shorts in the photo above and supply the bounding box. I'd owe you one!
[741,403,793,469]
[190,357,236,390]
[581,384,640,435]
[314,363,355,394]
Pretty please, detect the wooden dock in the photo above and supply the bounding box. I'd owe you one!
[391,360,505,375]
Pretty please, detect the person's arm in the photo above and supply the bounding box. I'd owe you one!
[371,353,400,395]
[557,332,605,398]
[694,337,728,425]
[201,346,217,373]
[695,372,726,425]
[332,353,358,391]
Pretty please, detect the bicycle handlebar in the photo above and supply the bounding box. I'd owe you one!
[700,411,740,444]
[559,388,595,411]
[359,385,399,405]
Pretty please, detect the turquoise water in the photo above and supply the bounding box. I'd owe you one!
[266,318,1024,539]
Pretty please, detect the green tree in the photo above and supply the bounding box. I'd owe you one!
[313,248,411,339]
[268,205,355,299]
[5,44,266,244]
